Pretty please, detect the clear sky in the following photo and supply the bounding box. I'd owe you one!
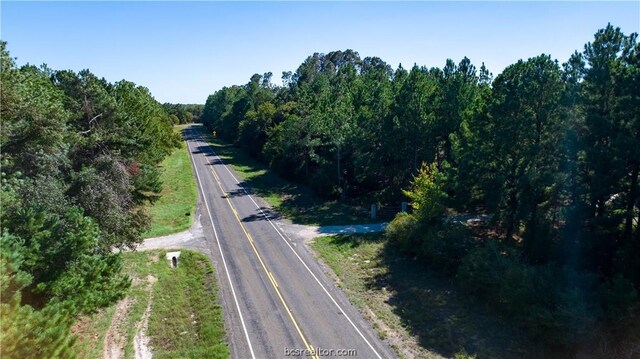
[2,1,638,104]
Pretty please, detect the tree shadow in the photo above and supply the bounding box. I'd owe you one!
[190,145,221,159]
[189,145,210,155]
[191,128,371,226]
[362,242,536,359]
[222,188,246,198]
[241,207,282,222]
[181,127,200,141]
[275,194,370,226]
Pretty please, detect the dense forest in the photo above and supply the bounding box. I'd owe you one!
[162,103,204,124]
[202,24,639,349]
[0,42,180,356]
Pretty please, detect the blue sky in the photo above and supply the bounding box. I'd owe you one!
[2,2,638,104]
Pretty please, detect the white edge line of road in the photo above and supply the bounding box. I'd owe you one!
[186,134,256,359]
[196,133,385,359]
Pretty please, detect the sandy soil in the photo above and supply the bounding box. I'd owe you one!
[133,275,157,359]
[103,297,132,359]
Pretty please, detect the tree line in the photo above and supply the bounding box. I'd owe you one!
[162,103,203,124]
[202,24,638,350]
[1,42,180,357]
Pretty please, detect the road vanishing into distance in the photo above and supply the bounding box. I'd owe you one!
[184,125,396,359]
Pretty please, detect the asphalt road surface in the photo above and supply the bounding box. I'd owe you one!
[183,125,396,359]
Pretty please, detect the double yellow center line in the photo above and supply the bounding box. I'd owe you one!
[207,164,319,359]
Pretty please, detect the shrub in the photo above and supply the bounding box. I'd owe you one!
[385,212,419,254]
[551,283,598,345]
[402,162,447,221]
[457,241,599,346]
[498,262,557,316]
[599,274,639,321]
[417,222,473,275]
[387,213,473,274]
[453,350,477,359]
[457,243,513,299]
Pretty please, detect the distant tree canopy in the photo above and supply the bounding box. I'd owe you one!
[0,41,180,357]
[202,24,639,348]
[162,103,204,124]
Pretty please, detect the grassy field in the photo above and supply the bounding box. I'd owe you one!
[143,126,198,238]
[72,250,229,359]
[311,234,534,359]
[195,126,371,226]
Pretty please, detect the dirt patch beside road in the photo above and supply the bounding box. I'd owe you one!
[103,297,133,359]
[133,275,157,359]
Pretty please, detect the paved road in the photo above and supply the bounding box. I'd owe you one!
[183,125,396,359]
[138,217,387,251]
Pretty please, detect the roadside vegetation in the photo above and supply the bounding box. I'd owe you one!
[198,127,371,226]
[313,233,639,359]
[144,125,198,238]
[2,19,638,358]
[312,234,531,359]
[1,41,182,358]
[205,24,639,356]
[163,103,204,125]
[73,249,229,359]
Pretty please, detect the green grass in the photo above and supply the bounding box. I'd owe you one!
[72,304,117,358]
[145,250,228,358]
[195,125,371,226]
[143,126,198,238]
[73,250,229,359]
[311,234,533,359]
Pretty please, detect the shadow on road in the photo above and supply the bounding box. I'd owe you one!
[183,126,371,226]
[241,207,282,222]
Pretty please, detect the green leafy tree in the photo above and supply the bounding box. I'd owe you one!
[403,163,448,222]
[238,102,276,158]
[486,55,565,261]
[392,65,438,175]
[1,42,178,358]
[351,57,396,199]
[1,232,75,359]
[449,63,493,209]
[577,25,640,284]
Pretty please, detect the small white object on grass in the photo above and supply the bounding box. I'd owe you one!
[166,251,181,268]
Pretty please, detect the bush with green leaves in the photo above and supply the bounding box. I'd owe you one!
[386,213,473,275]
[599,274,639,321]
[385,212,419,253]
[402,162,448,222]
[457,241,599,346]
[416,222,473,275]
[456,243,511,299]
[386,161,473,273]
